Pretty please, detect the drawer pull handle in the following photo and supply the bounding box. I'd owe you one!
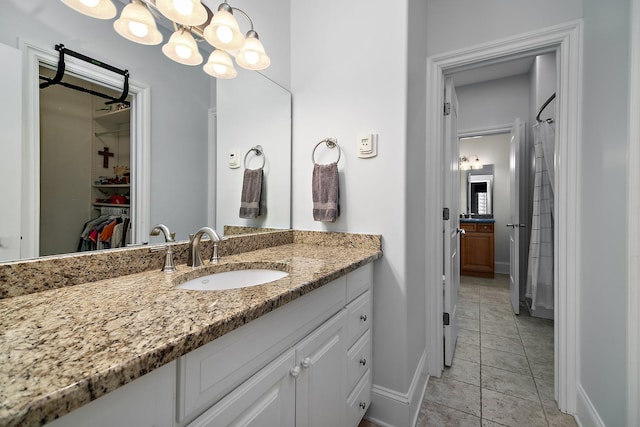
[290,366,301,378]
[359,358,367,366]
[301,357,311,369]
[360,314,367,322]
[359,402,367,410]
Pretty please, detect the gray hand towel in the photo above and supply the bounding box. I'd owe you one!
[312,162,340,222]
[239,168,263,218]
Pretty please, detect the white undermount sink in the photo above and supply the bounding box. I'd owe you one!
[176,266,289,291]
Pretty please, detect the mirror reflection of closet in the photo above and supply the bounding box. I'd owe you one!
[463,165,494,217]
[39,66,131,256]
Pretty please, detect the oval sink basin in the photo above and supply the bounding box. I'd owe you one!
[177,269,289,291]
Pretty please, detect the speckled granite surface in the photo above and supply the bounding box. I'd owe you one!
[0,231,381,427]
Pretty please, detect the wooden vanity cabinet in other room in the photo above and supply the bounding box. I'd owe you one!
[460,222,495,278]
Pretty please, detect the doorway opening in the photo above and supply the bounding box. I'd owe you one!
[39,65,132,256]
[426,21,582,414]
[21,41,151,260]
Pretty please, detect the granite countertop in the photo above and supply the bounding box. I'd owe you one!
[0,233,382,426]
[460,218,496,223]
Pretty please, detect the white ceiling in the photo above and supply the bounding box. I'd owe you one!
[450,56,536,87]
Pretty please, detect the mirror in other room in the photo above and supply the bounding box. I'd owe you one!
[463,165,495,218]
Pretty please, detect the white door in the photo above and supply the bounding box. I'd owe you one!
[508,119,525,314]
[0,43,23,262]
[443,78,461,367]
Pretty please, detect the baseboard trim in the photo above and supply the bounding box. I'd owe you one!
[367,349,428,427]
[494,261,510,275]
[575,383,605,427]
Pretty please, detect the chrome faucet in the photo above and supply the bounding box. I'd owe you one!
[188,227,221,267]
[150,224,176,273]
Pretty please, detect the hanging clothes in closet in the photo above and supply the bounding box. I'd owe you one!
[77,207,130,252]
[526,121,555,310]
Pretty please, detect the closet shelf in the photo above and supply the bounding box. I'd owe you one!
[94,108,130,125]
[95,128,130,137]
[93,203,130,208]
[93,184,130,188]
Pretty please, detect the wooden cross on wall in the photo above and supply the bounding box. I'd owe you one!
[98,147,114,168]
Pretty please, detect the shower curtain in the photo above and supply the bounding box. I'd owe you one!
[526,122,555,310]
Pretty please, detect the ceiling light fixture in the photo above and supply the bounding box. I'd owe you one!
[114,1,163,45]
[61,0,117,20]
[61,0,270,79]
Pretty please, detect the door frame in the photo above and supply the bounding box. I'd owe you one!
[20,40,150,258]
[425,20,583,413]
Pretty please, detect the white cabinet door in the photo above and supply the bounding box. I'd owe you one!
[295,310,347,427]
[188,349,296,427]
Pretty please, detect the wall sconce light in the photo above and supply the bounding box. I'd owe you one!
[61,0,270,78]
[460,155,483,170]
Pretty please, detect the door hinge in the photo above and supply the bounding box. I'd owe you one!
[443,312,450,326]
[443,207,450,220]
[444,102,451,116]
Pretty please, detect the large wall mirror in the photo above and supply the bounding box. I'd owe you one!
[216,68,291,235]
[0,1,291,263]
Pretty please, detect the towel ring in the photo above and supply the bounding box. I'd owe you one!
[312,137,341,165]
[244,145,265,169]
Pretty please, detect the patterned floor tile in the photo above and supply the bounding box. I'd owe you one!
[481,332,525,355]
[417,400,481,427]
[425,376,481,417]
[481,389,547,427]
[481,365,539,402]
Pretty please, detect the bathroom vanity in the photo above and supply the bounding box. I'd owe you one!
[0,230,381,427]
[460,219,495,278]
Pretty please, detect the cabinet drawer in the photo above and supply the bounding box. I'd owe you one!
[346,369,372,427]
[477,223,494,233]
[346,291,372,345]
[346,262,373,302]
[460,222,476,232]
[347,329,371,392]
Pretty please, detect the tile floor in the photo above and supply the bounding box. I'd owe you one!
[359,274,578,427]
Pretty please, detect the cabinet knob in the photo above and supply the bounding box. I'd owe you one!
[360,314,368,322]
[301,357,311,369]
[290,366,301,378]
[359,358,367,366]
[359,402,367,410]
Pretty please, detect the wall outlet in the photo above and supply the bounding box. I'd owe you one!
[358,134,377,158]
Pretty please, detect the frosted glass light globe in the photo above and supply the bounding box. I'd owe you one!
[80,0,100,7]
[128,21,149,38]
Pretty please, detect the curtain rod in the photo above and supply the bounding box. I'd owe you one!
[536,92,556,123]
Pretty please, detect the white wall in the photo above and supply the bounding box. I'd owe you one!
[578,0,630,424]
[456,74,531,133]
[426,0,583,56]
[1,1,211,243]
[460,135,511,273]
[290,0,426,425]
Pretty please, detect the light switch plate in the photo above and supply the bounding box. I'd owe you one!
[358,134,377,158]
